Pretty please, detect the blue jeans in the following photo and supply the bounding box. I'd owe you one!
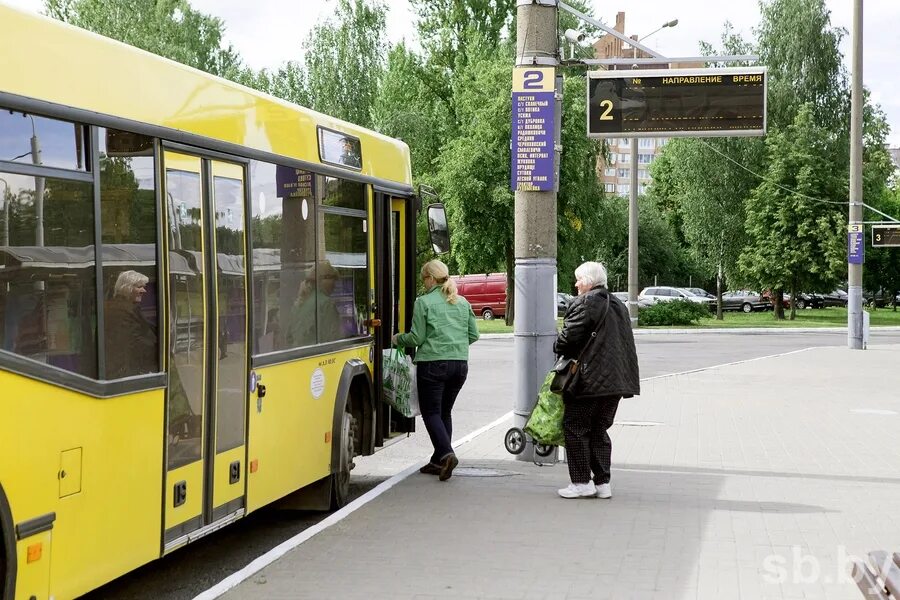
[416,360,468,464]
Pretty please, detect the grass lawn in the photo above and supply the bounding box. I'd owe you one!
[648,306,900,328]
[476,307,900,334]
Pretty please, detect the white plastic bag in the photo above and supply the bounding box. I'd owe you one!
[382,347,420,418]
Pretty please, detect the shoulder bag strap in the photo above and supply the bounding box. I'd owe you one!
[572,292,611,364]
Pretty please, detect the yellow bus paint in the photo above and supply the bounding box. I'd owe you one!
[0,373,164,600]
[247,345,371,512]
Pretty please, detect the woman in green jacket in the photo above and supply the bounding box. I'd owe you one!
[392,259,479,481]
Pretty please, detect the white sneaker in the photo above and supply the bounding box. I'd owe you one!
[558,482,597,499]
[596,483,612,499]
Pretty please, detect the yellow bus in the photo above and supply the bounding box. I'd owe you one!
[0,6,449,599]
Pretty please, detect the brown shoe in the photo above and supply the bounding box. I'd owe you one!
[419,463,441,475]
[438,454,459,481]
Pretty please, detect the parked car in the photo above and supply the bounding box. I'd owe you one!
[763,290,823,310]
[864,289,898,308]
[557,292,573,316]
[784,292,823,310]
[721,290,769,313]
[452,273,506,320]
[821,289,848,307]
[612,292,653,308]
[685,287,715,299]
[639,286,714,307]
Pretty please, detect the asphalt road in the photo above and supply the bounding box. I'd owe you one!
[80,330,900,599]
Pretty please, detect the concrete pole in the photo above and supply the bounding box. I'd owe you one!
[514,0,558,461]
[848,0,864,349]
[628,140,639,325]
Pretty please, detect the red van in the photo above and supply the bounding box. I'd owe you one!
[451,273,507,320]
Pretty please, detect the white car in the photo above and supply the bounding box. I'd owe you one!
[638,286,714,306]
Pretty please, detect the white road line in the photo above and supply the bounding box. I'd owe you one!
[639,346,817,381]
[193,411,515,600]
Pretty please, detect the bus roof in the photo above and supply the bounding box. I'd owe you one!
[0,5,412,187]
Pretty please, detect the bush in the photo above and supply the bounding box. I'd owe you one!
[639,299,712,326]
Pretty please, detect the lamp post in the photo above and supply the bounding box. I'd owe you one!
[626,19,678,326]
[0,178,8,246]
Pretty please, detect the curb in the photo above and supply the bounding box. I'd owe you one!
[479,327,900,339]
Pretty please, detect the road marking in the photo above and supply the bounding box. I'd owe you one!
[193,411,514,600]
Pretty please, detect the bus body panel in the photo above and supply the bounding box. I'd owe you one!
[0,7,413,188]
[164,462,204,530]
[0,5,418,598]
[0,373,163,600]
[212,446,246,513]
[14,530,51,600]
[246,346,371,513]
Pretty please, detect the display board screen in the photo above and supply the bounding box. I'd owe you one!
[587,67,767,138]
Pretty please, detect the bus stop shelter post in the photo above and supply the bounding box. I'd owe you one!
[628,139,638,325]
[847,0,864,350]
[513,0,559,462]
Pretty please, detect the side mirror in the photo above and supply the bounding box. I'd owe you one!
[426,203,451,255]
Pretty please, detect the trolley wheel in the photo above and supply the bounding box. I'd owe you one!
[504,427,526,455]
[534,443,555,458]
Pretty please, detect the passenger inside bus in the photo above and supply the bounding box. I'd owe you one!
[289,260,344,345]
[104,270,157,378]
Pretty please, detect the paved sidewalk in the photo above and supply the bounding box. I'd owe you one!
[216,346,900,600]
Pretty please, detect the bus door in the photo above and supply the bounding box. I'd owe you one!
[162,150,249,550]
[374,191,415,438]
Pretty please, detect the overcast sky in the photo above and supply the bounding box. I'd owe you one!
[6,0,900,145]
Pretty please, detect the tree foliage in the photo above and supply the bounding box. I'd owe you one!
[301,0,387,129]
[738,104,847,318]
[756,0,848,132]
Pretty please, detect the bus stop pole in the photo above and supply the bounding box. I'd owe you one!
[513,0,558,461]
[628,139,639,326]
[847,0,864,350]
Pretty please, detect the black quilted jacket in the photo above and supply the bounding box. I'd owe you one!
[553,286,640,399]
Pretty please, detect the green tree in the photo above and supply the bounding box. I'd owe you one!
[756,0,848,132]
[372,43,453,178]
[301,0,387,129]
[738,104,846,319]
[44,0,243,78]
[648,137,764,318]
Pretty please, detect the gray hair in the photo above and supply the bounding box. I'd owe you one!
[574,261,608,288]
[114,270,149,299]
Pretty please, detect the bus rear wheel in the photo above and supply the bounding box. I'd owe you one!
[330,409,357,510]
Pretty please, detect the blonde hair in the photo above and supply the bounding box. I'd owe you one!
[421,259,458,304]
[113,270,149,299]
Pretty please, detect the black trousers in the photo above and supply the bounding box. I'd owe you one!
[562,394,621,485]
[416,360,468,464]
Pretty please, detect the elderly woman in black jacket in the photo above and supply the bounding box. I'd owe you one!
[554,261,640,499]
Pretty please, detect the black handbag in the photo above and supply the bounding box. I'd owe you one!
[550,293,611,394]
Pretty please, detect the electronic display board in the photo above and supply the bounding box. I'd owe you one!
[872,225,900,247]
[587,67,767,138]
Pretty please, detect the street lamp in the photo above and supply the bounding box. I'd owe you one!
[632,19,679,59]
[0,178,9,247]
[625,18,678,326]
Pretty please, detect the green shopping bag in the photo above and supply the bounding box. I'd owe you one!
[523,371,565,447]
[382,347,420,418]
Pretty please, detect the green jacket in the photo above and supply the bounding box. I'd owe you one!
[395,286,479,362]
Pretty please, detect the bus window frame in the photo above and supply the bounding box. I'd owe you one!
[0,96,409,390]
